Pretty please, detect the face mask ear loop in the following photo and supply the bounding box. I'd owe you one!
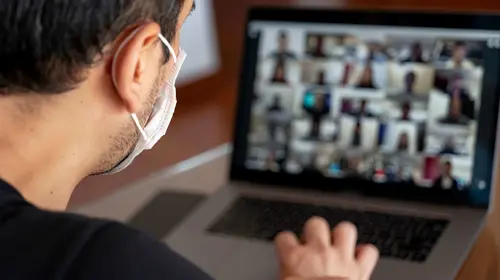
[111,26,149,141]
[132,114,148,140]
[158,34,177,63]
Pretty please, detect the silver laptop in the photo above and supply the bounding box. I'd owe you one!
[168,8,500,280]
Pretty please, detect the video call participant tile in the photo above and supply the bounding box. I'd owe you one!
[291,118,338,142]
[422,156,473,190]
[294,87,336,140]
[346,61,388,90]
[427,89,476,131]
[425,133,473,156]
[305,33,347,58]
[259,58,301,85]
[338,98,382,119]
[386,63,435,102]
[433,39,484,70]
[339,116,379,151]
[386,37,436,64]
[380,122,419,155]
[245,144,287,172]
[433,69,481,119]
[365,154,423,184]
[250,86,296,144]
[257,29,304,85]
[301,59,345,86]
[259,29,304,62]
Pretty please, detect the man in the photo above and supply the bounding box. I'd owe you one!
[402,43,426,63]
[447,75,475,119]
[439,93,470,125]
[400,102,412,121]
[352,121,363,148]
[396,133,410,152]
[404,71,417,94]
[316,70,328,85]
[0,1,378,279]
[267,95,285,142]
[357,62,376,89]
[445,41,475,70]
[269,31,297,60]
[305,93,330,139]
[432,162,460,191]
[271,58,288,84]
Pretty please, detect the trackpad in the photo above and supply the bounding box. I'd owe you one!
[213,240,278,280]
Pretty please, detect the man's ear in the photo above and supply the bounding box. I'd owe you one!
[111,22,162,114]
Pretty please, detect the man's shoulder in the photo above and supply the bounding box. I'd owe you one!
[64,215,214,280]
[1,207,213,280]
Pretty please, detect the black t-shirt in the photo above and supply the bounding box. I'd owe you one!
[0,179,214,280]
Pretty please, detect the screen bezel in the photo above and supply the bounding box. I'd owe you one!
[230,7,500,209]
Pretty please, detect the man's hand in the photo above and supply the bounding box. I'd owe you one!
[275,217,379,280]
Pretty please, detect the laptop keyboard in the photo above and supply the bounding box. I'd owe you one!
[207,197,449,263]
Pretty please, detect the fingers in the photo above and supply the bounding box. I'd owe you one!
[275,231,300,261]
[356,244,380,280]
[332,222,358,257]
[302,217,331,247]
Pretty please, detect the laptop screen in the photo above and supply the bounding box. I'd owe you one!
[232,10,500,208]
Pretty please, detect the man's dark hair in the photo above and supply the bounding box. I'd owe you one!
[402,101,411,110]
[279,31,288,39]
[0,0,186,95]
[454,41,466,48]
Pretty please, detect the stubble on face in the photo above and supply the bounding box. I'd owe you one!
[93,64,167,175]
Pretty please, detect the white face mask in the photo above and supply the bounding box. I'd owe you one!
[105,28,187,174]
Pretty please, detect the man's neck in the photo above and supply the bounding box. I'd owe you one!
[0,100,93,211]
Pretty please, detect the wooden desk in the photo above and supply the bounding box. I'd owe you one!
[77,145,500,279]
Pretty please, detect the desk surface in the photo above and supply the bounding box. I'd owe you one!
[76,144,500,280]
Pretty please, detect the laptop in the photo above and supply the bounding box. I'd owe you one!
[167,8,500,280]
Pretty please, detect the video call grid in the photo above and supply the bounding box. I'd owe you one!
[246,26,485,192]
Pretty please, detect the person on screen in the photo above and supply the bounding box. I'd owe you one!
[416,123,427,152]
[439,93,470,125]
[401,102,412,121]
[269,31,297,61]
[447,75,475,119]
[307,35,326,58]
[352,121,362,147]
[357,62,377,89]
[432,161,459,191]
[439,138,459,155]
[341,62,353,86]
[404,71,417,94]
[266,95,284,142]
[316,70,328,85]
[402,43,427,63]
[445,41,475,70]
[309,94,328,139]
[396,133,410,152]
[271,59,288,84]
